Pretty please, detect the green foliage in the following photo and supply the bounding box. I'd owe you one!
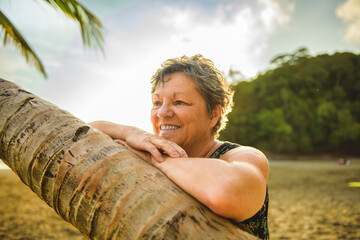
[0,10,46,77]
[0,0,104,78]
[220,48,360,156]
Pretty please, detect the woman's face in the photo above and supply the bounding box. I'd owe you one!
[151,72,217,151]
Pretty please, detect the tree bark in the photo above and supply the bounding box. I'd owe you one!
[0,78,257,240]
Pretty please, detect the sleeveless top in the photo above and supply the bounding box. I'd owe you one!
[209,142,269,240]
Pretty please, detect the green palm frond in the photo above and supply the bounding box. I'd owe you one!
[0,10,47,77]
[44,0,104,50]
[0,0,104,79]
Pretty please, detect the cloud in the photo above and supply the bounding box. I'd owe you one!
[42,0,294,130]
[157,0,293,77]
[0,0,79,90]
[0,47,46,92]
[1,0,294,132]
[258,0,293,32]
[1,0,79,51]
[336,0,360,44]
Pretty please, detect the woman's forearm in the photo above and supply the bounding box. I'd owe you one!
[152,156,267,221]
[88,121,139,140]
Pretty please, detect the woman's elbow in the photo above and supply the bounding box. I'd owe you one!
[88,120,104,130]
[207,178,266,222]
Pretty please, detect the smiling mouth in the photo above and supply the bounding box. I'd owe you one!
[160,125,180,130]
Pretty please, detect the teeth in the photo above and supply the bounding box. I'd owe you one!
[161,125,180,130]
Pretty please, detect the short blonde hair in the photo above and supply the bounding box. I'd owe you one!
[151,54,234,137]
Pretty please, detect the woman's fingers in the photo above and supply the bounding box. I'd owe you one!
[152,139,188,158]
[114,139,126,146]
[136,137,187,163]
[143,143,165,163]
[115,138,163,163]
[117,133,188,163]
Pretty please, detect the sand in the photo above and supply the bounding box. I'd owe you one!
[268,159,360,240]
[0,159,359,239]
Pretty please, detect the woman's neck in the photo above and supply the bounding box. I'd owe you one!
[185,139,221,158]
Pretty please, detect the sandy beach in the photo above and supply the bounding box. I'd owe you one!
[1,159,359,239]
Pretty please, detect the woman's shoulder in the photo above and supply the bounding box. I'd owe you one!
[219,142,269,180]
[209,141,240,158]
[213,141,265,157]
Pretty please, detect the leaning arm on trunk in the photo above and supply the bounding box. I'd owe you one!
[150,147,268,222]
[89,121,268,221]
[120,139,269,222]
[88,121,187,161]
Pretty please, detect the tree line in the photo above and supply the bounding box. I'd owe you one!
[220,48,360,157]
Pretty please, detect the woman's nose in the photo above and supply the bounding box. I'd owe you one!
[157,103,174,118]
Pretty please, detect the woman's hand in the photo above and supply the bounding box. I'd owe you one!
[89,121,187,163]
[122,128,187,162]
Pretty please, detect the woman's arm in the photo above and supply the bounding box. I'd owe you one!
[88,121,187,162]
[150,147,268,222]
[90,121,268,221]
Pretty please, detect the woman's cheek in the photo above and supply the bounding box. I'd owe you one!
[150,110,158,135]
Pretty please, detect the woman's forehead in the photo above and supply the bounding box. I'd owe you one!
[152,78,203,100]
[152,91,190,98]
[163,72,193,82]
[156,73,195,88]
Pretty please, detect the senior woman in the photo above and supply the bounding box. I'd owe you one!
[89,55,269,239]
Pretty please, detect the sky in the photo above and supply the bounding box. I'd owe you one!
[0,0,359,134]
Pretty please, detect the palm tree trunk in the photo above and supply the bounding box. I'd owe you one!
[0,78,257,240]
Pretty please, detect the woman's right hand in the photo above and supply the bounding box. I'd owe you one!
[89,121,187,163]
[120,126,187,162]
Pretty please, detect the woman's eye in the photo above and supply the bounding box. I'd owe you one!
[153,101,161,107]
[175,100,186,105]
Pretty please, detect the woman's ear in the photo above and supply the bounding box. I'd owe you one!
[210,105,222,128]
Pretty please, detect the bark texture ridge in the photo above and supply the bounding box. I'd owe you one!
[0,78,257,240]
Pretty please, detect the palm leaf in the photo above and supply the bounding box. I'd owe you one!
[0,10,47,78]
[44,0,104,50]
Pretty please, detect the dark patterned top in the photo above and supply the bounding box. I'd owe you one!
[209,142,269,240]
